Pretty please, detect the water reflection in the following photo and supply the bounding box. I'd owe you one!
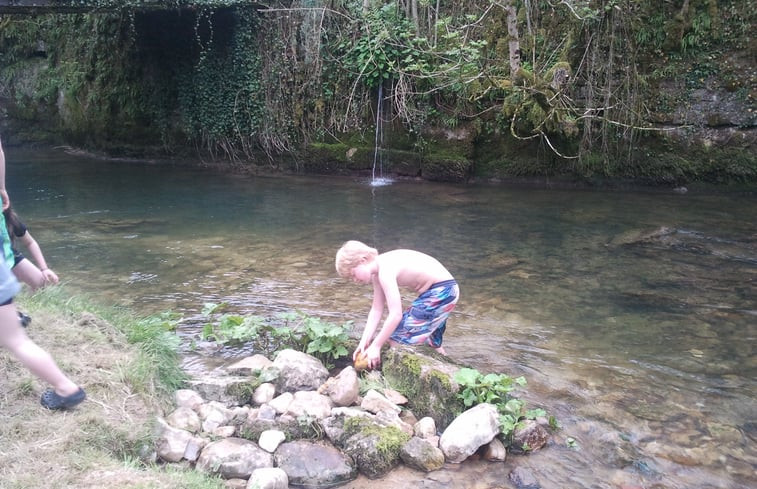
[7,148,756,489]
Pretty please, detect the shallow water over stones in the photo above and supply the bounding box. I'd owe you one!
[8,148,756,489]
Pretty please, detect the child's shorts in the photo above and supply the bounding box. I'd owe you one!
[390,279,459,348]
[0,261,20,305]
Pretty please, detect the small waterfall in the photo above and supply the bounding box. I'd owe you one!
[370,84,392,187]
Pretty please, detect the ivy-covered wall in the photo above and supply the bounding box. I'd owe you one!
[0,0,754,184]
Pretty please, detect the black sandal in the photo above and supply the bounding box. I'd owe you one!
[40,387,86,410]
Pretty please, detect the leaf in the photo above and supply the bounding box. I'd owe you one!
[454,367,482,386]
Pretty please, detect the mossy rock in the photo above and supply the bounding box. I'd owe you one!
[381,347,465,429]
[341,417,410,479]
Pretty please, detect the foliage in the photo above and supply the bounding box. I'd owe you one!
[201,304,351,367]
[453,367,547,440]
[0,0,753,181]
[126,312,189,395]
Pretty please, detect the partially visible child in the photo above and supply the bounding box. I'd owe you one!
[4,203,59,291]
[0,134,85,410]
[335,240,460,370]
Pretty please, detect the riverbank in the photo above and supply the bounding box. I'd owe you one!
[5,141,757,194]
[0,287,228,489]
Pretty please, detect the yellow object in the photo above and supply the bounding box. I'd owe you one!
[354,351,370,372]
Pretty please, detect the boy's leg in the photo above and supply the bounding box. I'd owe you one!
[0,302,80,397]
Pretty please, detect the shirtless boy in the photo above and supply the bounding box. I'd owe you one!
[335,240,460,369]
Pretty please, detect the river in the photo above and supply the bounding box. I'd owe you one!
[6,147,756,489]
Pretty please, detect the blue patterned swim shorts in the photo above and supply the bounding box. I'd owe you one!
[390,279,459,348]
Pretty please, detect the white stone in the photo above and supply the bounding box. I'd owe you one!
[258,430,286,452]
[440,403,500,463]
[247,467,288,489]
[253,383,276,405]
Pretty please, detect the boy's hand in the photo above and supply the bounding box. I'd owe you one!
[365,344,382,369]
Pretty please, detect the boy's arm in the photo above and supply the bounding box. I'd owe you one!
[364,271,403,364]
[355,278,385,356]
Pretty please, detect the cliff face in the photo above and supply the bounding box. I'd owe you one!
[651,50,755,152]
[0,2,754,184]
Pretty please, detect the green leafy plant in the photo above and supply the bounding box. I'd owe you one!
[278,312,352,368]
[201,305,351,368]
[453,367,549,440]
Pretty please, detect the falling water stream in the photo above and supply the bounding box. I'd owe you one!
[6,147,755,489]
[371,84,393,187]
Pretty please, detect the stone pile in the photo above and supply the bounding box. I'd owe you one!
[153,348,550,489]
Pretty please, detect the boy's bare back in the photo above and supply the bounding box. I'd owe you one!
[377,249,454,294]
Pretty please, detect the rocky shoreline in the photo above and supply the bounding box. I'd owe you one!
[154,348,551,489]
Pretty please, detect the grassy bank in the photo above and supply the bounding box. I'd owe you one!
[0,286,225,489]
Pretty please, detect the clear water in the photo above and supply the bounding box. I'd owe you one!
[7,148,756,489]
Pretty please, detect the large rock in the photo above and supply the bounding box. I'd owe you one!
[339,416,411,479]
[381,346,464,429]
[272,349,330,393]
[439,403,500,463]
[274,440,357,487]
[196,437,273,479]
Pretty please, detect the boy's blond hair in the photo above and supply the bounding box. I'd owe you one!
[335,240,378,277]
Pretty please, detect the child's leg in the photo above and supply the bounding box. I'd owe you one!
[0,302,80,396]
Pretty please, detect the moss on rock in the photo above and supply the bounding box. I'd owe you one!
[381,347,465,429]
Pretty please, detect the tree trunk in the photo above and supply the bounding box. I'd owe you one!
[503,0,521,80]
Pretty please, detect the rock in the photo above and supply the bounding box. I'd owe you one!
[606,226,676,247]
[321,409,374,446]
[272,349,330,393]
[414,417,437,439]
[188,375,258,406]
[258,430,286,453]
[285,390,334,419]
[481,437,507,462]
[510,419,550,454]
[227,354,273,375]
[318,366,360,407]
[274,440,357,487]
[361,389,401,415]
[247,467,288,489]
[509,466,541,489]
[382,387,408,405]
[268,392,294,414]
[340,417,411,479]
[399,436,445,472]
[198,402,230,433]
[174,389,204,410]
[154,417,193,463]
[381,346,463,429]
[440,403,500,463]
[252,383,276,405]
[166,406,202,433]
[196,438,273,479]
[212,426,237,438]
[183,436,208,462]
